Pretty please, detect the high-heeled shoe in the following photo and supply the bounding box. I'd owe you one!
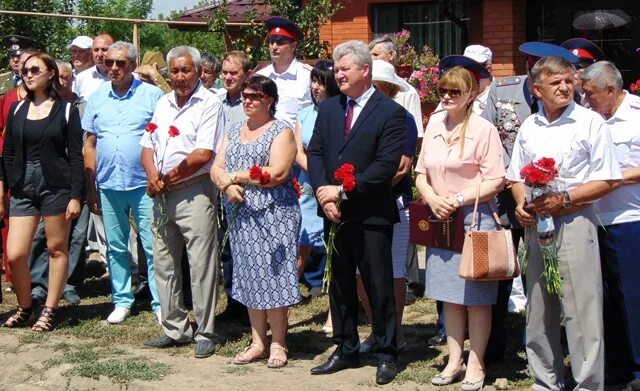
[431,364,466,386]
[460,376,485,390]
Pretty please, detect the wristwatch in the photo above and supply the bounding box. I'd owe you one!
[562,191,573,209]
[229,171,238,184]
[455,193,465,207]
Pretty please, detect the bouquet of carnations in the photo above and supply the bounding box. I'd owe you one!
[519,157,562,295]
[322,163,356,293]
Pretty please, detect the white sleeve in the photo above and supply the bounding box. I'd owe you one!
[586,119,623,181]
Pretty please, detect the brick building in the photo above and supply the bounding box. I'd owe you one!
[179,0,640,84]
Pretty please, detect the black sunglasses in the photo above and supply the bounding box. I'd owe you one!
[20,66,43,76]
[242,92,266,101]
[104,59,129,68]
[438,88,465,98]
[267,36,293,46]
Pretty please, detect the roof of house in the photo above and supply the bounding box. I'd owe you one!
[176,0,272,25]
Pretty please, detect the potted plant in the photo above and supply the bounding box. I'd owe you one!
[409,44,440,125]
[390,29,418,78]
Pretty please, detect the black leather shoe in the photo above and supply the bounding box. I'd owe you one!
[428,333,446,346]
[376,361,398,385]
[143,334,190,349]
[310,353,359,375]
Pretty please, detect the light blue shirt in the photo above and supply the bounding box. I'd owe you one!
[82,78,164,191]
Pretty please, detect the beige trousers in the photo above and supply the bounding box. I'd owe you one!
[153,180,219,342]
[525,206,604,391]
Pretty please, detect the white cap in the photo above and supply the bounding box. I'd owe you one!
[372,60,409,92]
[67,36,93,50]
[463,45,492,65]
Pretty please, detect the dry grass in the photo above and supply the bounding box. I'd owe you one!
[0,259,534,389]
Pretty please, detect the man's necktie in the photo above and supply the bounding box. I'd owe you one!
[343,99,356,138]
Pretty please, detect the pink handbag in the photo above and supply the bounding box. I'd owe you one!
[459,187,520,281]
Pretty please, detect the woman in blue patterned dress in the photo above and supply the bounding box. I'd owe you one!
[211,75,301,368]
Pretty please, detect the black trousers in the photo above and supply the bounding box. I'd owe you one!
[328,221,397,362]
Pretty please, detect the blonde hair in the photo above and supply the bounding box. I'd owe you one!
[438,66,478,157]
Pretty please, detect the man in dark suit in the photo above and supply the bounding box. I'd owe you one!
[307,40,406,385]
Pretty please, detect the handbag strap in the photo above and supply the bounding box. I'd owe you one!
[469,185,504,231]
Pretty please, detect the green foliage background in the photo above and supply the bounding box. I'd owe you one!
[0,0,340,71]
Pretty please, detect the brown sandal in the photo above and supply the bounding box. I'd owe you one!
[232,343,268,365]
[2,307,34,328]
[31,306,56,332]
[267,342,288,369]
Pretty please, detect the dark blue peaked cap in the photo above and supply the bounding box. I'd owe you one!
[440,55,492,80]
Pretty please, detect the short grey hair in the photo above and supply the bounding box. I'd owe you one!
[581,61,623,90]
[368,36,398,58]
[166,46,202,69]
[107,41,137,63]
[333,40,372,69]
[55,59,72,74]
[530,56,575,85]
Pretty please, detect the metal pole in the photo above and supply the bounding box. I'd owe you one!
[0,9,260,27]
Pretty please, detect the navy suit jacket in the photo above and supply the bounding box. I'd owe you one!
[307,88,406,226]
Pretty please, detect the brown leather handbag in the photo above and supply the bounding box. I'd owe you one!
[459,188,520,281]
[409,200,465,252]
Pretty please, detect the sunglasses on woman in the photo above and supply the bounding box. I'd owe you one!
[242,92,266,101]
[104,59,129,68]
[438,88,465,98]
[20,66,44,76]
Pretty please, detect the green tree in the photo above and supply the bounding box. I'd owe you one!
[0,0,75,67]
[210,0,342,64]
[74,0,153,41]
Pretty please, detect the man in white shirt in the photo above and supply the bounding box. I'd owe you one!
[75,33,114,100]
[68,36,94,75]
[506,56,621,391]
[256,16,312,128]
[141,46,224,359]
[582,61,640,391]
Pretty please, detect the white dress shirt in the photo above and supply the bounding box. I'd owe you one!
[506,101,622,196]
[595,91,640,225]
[395,82,424,137]
[140,83,225,182]
[74,65,110,100]
[346,85,376,127]
[257,59,312,128]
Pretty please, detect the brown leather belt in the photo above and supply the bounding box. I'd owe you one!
[553,203,588,217]
[165,174,210,193]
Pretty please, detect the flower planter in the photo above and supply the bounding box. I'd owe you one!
[421,102,438,128]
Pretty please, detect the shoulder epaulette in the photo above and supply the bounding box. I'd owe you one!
[496,76,525,87]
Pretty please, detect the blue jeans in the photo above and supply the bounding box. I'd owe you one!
[100,188,159,311]
[30,202,90,298]
[599,221,640,380]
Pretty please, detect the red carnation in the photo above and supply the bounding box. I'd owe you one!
[334,163,357,193]
[292,177,302,198]
[520,157,558,187]
[249,165,263,180]
[168,125,180,137]
[259,171,271,186]
[145,122,157,133]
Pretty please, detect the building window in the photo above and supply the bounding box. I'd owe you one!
[527,0,640,86]
[371,1,470,58]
